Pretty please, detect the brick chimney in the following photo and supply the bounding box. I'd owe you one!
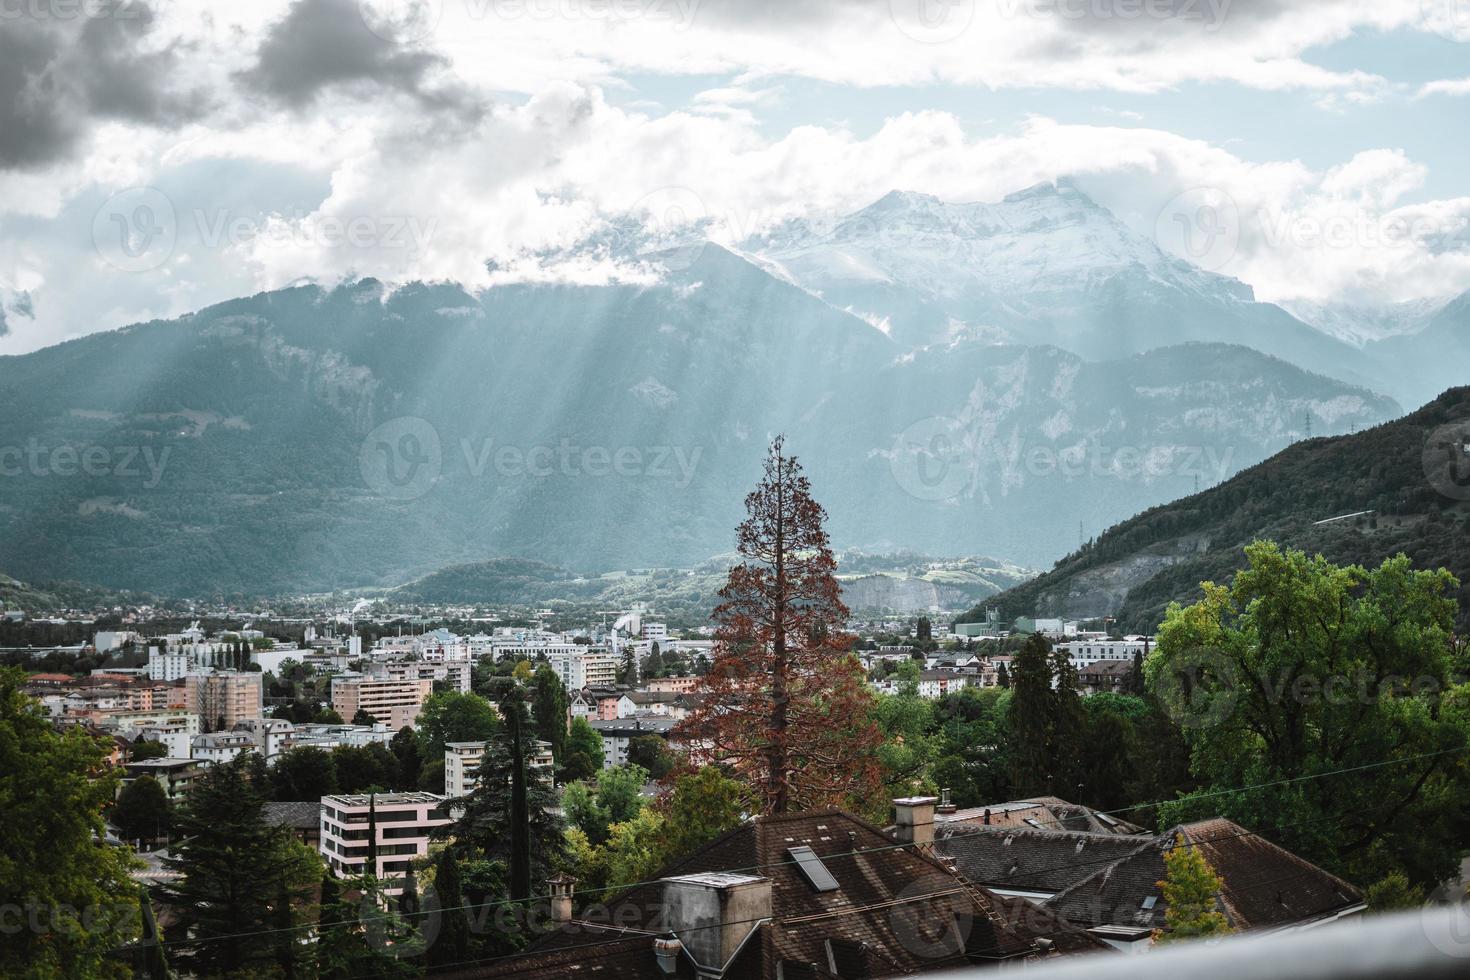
[662,873,771,974]
[893,796,938,847]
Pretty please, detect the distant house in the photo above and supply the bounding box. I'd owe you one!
[1076,659,1134,694]
[190,730,256,765]
[935,817,1364,953]
[449,800,1107,980]
[122,758,203,800]
[262,800,322,848]
[588,717,679,769]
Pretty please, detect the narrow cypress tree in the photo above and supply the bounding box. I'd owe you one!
[1006,634,1055,798]
[366,792,378,877]
[427,849,469,968]
[507,700,532,903]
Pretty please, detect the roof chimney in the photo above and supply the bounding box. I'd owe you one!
[653,934,683,975]
[893,796,938,847]
[547,873,577,924]
[983,808,991,826]
[662,873,771,974]
[937,787,957,815]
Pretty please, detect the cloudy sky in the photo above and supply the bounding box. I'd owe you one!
[2,0,1469,352]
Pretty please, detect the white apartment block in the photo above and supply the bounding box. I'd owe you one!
[641,622,669,645]
[136,722,193,758]
[101,708,200,740]
[545,649,619,691]
[146,647,192,682]
[285,723,394,753]
[233,717,297,758]
[331,675,432,730]
[588,718,677,769]
[1058,637,1151,667]
[443,740,556,797]
[444,741,487,798]
[320,792,452,894]
[191,730,256,765]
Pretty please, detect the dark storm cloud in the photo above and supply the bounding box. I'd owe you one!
[238,0,455,108]
[0,1,209,170]
[0,24,80,168]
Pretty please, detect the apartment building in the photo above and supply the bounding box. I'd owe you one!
[331,675,432,730]
[443,740,556,797]
[191,730,256,765]
[545,649,619,691]
[644,675,700,694]
[319,792,452,894]
[588,717,677,769]
[183,672,264,731]
[371,658,471,694]
[1057,637,1151,667]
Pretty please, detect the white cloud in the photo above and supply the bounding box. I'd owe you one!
[1417,77,1470,98]
[2,0,1469,352]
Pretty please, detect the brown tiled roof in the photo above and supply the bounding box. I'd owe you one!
[935,825,1148,895]
[459,809,1060,980]
[262,801,322,831]
[1044,819,1364,933]
[941,797,1147,836]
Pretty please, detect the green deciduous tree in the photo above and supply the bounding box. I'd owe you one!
[1151,542,1468,887]
[332,743,400,794]
[626,734,674,780]
[128,736,168,762]
[112,776,173,846]
[415,690,500,762]
[1,668,141,979]
[1155,837,1233,944]
[270,746,339,801]
[658,766,750,861]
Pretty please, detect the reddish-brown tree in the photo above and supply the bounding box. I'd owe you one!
[674,437,881,815]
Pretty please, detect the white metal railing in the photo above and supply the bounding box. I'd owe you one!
[934,904,1470,979]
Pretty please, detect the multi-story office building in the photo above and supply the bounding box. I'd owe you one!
[319,792,452,894]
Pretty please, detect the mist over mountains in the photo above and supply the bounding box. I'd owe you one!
[0,182,1450,597]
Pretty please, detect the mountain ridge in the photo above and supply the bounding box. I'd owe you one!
[961,386,1470,632]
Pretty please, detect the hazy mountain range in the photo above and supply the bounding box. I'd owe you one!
[0,182,1458,597]
[966,386,1470,632]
